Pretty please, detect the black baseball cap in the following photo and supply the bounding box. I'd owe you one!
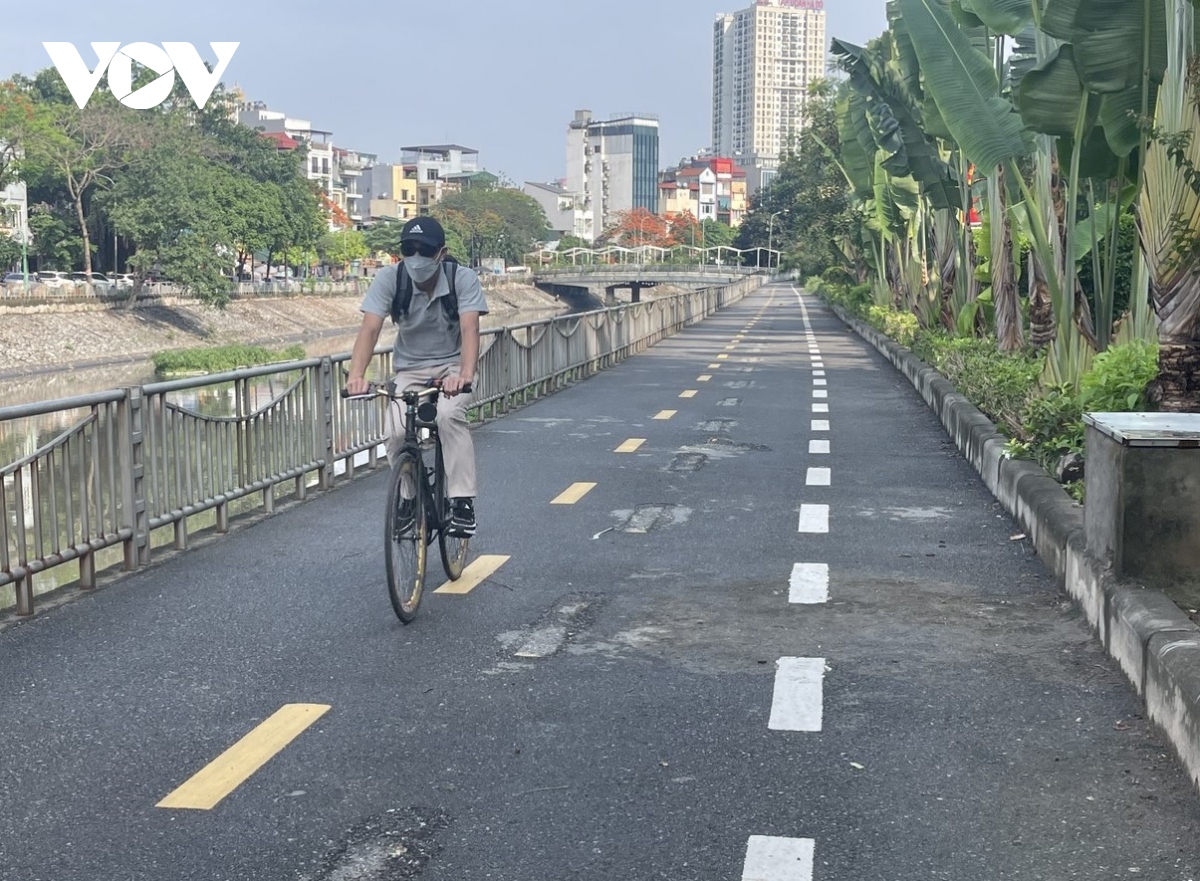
[400,216,445,248]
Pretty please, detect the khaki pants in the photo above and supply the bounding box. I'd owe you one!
[384,363,477,499]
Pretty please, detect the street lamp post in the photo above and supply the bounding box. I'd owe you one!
[767,211,782,272]
[6,205,28,286]
[635,213,651,269]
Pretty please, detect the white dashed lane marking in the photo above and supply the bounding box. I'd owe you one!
[812,420,829,431]
[742,836,815,881]
[768,657,826,732]
[809,440,830,455]
[789,563,829,604]
[806,467,830,487]
[797,504,829,533]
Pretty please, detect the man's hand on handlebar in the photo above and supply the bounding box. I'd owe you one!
[345,375,371,397]
[441,375,473,398]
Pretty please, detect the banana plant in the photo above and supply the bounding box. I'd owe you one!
[1139,0,1200,411]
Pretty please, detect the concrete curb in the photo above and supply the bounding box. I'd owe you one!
[825,300,1200,791]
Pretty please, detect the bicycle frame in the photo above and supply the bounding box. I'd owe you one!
[346,380,455,535]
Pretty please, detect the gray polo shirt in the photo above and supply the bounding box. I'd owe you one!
[361,262,489,372]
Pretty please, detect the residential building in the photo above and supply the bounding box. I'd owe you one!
[564,110,660,233]
[333,147,374,225]
[401,145,482,210]
[362,164,420,221]
[712,0,827,196]
[523,181,595,243]
[658,156,748,227]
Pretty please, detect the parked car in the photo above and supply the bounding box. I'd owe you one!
[111,273,137,289]
[35,271,70,289]
[1,271,30,290]
[69,271,113,290]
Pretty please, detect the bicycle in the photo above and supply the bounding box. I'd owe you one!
[342,378,472,623]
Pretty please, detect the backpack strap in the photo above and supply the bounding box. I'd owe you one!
[390,262,413,325]
[441,261,459,324]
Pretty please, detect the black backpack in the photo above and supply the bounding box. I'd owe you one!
[390,258,460,325]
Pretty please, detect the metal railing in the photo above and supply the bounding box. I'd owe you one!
[534,264,756,278]
[0,274,764,615]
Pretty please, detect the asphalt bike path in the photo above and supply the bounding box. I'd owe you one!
[0,282,1198,880]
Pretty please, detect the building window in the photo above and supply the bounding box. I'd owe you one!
[311,158,319,173]
[426,169,439,181]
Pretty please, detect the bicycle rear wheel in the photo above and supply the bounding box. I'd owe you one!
[385,453,427,623]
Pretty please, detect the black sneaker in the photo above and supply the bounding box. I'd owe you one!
[393,497,415,538]
[448,497,476,537]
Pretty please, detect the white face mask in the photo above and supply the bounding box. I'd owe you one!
[404,254,441,284]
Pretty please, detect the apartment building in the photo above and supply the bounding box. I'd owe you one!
[523,181,595,243]
[564,110,660,233]
[713,0,827,195]
[658,156,747,227]
[401,145,482,211]
[362,164,420,221]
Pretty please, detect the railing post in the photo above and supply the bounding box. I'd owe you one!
[317,358,336,490]
[119,386,150,569]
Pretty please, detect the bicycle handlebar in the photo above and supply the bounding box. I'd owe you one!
[340,378,473,400]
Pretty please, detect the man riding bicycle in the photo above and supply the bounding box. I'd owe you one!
[345,216,489,537]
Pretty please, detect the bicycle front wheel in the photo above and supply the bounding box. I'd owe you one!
[438,517,470,580]
[434,441,469,580]
[386,453,427,623]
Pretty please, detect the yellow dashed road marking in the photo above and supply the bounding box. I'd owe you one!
[679,390,698,399]
[654,410,677,420]
[615,438,647,452]
[434,554,511,595]
[551,482,597,505]
[157,704,331,811]
[698,375,712,382]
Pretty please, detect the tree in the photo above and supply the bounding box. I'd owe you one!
[25,97,141,276]
[363,218,404,258]
[737,79,851,277]
[0,234,22,271]
[0,81,54,191]
[319,229,368,273]
[102,122,236,303]
[601,208,672,249]
[434,187,550,264]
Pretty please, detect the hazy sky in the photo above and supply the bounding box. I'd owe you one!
[4,1,888,185]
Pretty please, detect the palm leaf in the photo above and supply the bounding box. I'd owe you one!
[897,0,1033,171]
[1018,44,1090,137]
[1073,0,1168,94]
[1100,85,1158,156]
[960,0,1034,35]
[1041,0,1081,41]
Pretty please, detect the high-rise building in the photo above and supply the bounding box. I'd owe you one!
[712,0,827,196]
[565,110,660,233]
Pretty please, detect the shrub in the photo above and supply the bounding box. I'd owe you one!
[152,344,307,376]
[1079,339,1158,412]
[1018,383,1084,471]
[914,336,1041,435]
[867,305,919,347]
